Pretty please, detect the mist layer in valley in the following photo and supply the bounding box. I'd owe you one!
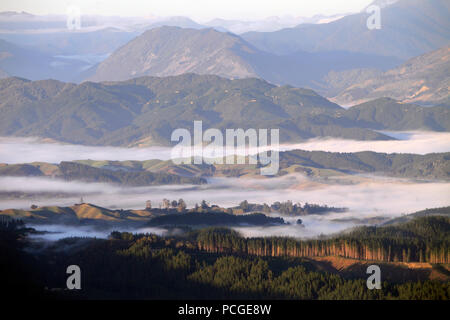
[0,131,449,164]
[1,130,448,240]
[2,173,449,240]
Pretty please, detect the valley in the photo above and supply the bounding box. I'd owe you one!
[0,0,448,302]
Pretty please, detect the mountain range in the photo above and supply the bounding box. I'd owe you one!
[88,26,402,88]
[0,10,346,34]
[324,46,450,106]
[242,0,450,60]
[0,39,91,82]
[1,23,447,106]
[0,74,448,146]
[0,0,447,106]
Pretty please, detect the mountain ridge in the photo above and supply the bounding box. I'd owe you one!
[0,74,405,146]
[87,26,402,89]
[326,46,450,105]
[242,0,450,59]
[89,26,260,82]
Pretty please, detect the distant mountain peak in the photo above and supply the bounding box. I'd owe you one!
[89,26,259,82]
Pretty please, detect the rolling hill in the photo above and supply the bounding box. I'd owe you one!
[0,161,206,186]
[2,149,448,181]
[0,203,154,225]
[278,150,450,180]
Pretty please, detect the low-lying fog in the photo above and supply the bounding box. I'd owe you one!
[0,131,449,164]
[3,174,450,240]
[1,131,449,240]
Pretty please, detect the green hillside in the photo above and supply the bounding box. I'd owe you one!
[0,161,206,186]
[0,74,396,146]
[1,149,448,180]
[343,98,450,131]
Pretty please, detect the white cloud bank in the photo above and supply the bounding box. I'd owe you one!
[0,131,449,164]
[1,174,449,239]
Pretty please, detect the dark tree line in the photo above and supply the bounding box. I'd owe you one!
[237,200,347,216]
[195,217,449,263]
[1,216,449,300]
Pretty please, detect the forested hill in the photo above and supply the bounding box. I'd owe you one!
[4,74,450,146]
[2,217,449,300]
[343,98,450,131]
[194,215,450,264]
[278,150,450,180]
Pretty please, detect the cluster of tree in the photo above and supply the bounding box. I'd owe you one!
[188,256,449,300]
[238,200,347,216]
[194,217,450,263]
[156,198,187,212]
[1,219,448,300]
[147,211,285,227]
[148,199,219,213]
[0,218,54,299]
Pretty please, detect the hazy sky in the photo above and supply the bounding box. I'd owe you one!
[0,0,374,21]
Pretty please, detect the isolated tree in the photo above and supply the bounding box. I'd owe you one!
[162,198,171,209]
[240,200,249,212]
[262,203,270,213]
[201,200,209,210]
[177,199,187,212]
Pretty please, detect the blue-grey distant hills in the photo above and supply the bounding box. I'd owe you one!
[0,39,91,82]
[88,26,401,88]
[241,0,450,60]
[322,45,450,106]
[0,74,448,146]
[1,0,448,94]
